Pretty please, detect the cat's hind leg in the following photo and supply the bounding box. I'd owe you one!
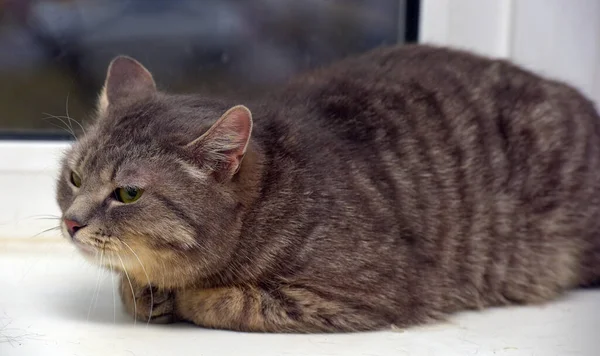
[580,234,600,288]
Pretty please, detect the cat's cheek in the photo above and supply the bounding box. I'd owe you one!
[55,181,73,212]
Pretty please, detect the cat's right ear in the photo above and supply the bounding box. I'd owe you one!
[97,56,156,116]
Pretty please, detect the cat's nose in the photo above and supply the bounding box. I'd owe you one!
[64,218,86,238]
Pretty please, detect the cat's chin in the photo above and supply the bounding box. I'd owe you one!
[70,240,114,266]
[75,247,123,271]
[73,240,96,256]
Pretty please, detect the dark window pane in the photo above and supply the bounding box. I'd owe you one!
[0,0,410,137]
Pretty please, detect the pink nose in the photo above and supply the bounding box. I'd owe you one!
[64,219,84,237]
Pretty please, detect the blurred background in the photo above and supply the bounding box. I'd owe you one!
[0,0,419,138]
[0,0,598,238]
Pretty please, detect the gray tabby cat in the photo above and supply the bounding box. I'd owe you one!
[56,44,600,332]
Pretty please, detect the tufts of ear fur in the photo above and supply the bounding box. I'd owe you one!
[97,56,156,116]
[186,105,253,182]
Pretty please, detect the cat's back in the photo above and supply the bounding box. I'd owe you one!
[279,44,595,126]
[253,44,600,309]
[218,44,600,326]
[269,44,600,167]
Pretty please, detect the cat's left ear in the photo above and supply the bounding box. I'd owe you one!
[97,56,156,116]
[186,105,253,181]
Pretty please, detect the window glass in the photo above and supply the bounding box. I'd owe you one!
[0,0,415,138]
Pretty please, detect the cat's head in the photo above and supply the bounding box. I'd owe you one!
[56,56,259,287]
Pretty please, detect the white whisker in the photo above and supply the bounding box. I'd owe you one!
[87,250,101,321]
[64,93,74,133]
[65,93,87,136]
[24,214,61,220]
[31,226,60,238]
[107,254,117,325]
[120,240,153,327]
[88,249,105,321]
[44,113,87,137]
[116,252,137,327]
[42,114,76,138]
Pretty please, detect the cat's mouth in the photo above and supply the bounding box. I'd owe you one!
[61,224,100,256]
[61,221,117,257]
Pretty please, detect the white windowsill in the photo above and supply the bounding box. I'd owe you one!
[0,240,597,356]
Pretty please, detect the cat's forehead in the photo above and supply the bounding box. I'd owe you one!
[68,133,164,179]
[64,95,223,179]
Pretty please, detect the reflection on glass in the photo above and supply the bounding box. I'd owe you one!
[0,0,406,135]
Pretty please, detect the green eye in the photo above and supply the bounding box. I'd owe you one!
[116,187,144,203]
[70,171,82,187]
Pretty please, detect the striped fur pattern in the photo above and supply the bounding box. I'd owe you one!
[56,45,600,332]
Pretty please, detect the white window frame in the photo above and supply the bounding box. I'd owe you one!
[2,0,599,239]
[420,0,600,104]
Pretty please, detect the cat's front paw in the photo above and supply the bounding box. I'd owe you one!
[119,276,176,324]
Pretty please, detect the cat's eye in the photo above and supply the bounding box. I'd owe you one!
[70,171,82,188]
[115,187,144,203]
